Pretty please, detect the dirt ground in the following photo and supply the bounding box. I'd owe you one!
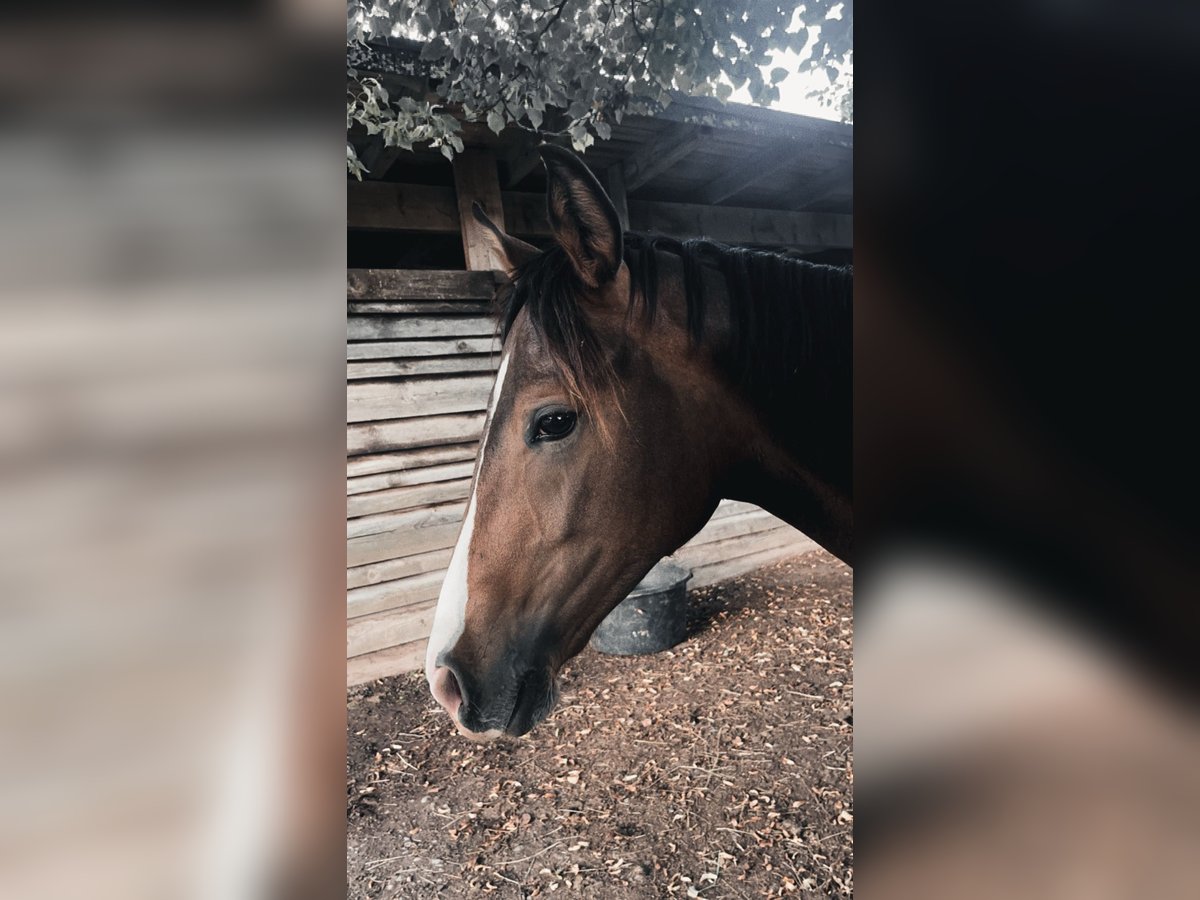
[347,550,853,899]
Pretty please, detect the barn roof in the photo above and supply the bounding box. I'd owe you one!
[349,37,852,217]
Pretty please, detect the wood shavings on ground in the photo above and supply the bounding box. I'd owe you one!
[348,550,852,899]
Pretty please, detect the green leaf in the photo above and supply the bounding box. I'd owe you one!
[568,122,593,151]
[715,82,733,101]
[771,66,790,84]
[486,110,505,134]
[527,107,543,129]
[440,143,454,161]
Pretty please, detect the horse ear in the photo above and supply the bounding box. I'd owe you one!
[471,202,540,276]
[539,145,623,288]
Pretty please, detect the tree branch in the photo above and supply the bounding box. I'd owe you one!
[535,0,571,41]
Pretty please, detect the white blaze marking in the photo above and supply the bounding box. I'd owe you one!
[425,353,510,687]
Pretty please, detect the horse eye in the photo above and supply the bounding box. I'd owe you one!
[534,411,577,441]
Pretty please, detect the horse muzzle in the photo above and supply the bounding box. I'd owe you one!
[428,657,557,740]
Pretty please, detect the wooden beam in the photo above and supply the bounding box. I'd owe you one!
[347,412,484,455]
[348,460,476,495]
[348,499,465,542]
[629,197,852,249]
[622,125,708,191]
[698,142,803,205]
[649,93,853,146]
[348,547,454,590]
[346,316,496,340]
[346,337,500,360]
[605,165,630,230]
[347,269,498,300]
[347,181,459,231]
[790,158,854,211]
[347,300,491,315]
[347,374,495,423]
[511,189,853,247]
[346,444,478,478]
[349,182,852,248]
[347,600,438,656]
[451,149,506,270]
[348,638,428,684]
[348,356,498,380]
[348,573,444,621]
[686,540,817,590]
[347,477,472,519]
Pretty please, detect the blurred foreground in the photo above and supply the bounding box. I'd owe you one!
[856,2,1200,897]
[0,6,346,899]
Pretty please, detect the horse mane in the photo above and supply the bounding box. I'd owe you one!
[495,233,852,417]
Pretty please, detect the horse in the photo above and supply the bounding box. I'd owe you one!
[425,145,852,740]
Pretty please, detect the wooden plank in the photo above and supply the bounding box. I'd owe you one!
[347,600,438,658]
[351,182,852,248]
[348,316,496,340]
[347,444,478,477]
[689,540,818,589]
[348,547,453,590]
[708,499,760,521]
[347,356,499,380]
[348,570,446,620]
[647,95,853,146]
[452,149,506,270]
[347,412,484,455]
[347,502,465,567]
[348,519,461,569]
[623,125,708,191]
[348,337,500,360]
[347,375,494,423]
[698,142,804,206]
[686,510,790,546]
[347,477,472,518]
[348,500,466,540]
[347,269,497,300]
[348,460,476,494]
[347,181,459,231]
[347,638,429,685]
[628,197,852,249]
[348,301,492,315]
[789,158,854,211]
[674,527,811,572]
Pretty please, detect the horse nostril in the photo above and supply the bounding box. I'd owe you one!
[430,665,463,719]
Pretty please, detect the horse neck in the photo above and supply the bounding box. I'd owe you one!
[665,251,853,562]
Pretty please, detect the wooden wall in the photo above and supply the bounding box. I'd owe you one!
[346,268,817,686]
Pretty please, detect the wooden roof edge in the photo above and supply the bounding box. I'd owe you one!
[351,38,851,146]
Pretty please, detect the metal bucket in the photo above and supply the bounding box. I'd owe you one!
[589,559,692,656]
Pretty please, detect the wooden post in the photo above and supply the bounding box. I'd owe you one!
[451,149,506,271]
[605,165,630,230]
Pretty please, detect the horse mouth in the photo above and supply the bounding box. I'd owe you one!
[503,669,558,738]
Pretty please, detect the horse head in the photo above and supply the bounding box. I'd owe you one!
[424,146,753,739]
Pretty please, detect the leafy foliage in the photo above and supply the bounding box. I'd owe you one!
[347,1,852,175]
